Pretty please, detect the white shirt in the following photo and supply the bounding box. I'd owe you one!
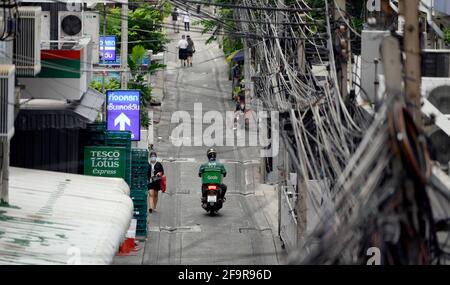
[184,13,190,23]
[150,162,156,177]
[177,39,189,49]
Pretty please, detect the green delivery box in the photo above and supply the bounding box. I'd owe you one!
[201,169,223,184]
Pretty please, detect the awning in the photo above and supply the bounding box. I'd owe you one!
[0,167,133,265]
[73,87,105,122]
[226,50,245,64]
[15,88,105,130]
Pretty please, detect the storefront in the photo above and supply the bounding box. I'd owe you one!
[10,88,104,174]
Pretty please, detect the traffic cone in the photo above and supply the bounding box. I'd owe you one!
[117,238,136,255]
[118,239,130,255]
[127,238,136,252]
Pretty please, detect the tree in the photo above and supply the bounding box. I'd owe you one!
[198,1,243,56]
[100,3,170,54]
[94,2,171,129]
[127,45,165,129]
[445,28,450,47]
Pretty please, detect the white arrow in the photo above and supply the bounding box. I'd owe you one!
[114,112,131,131]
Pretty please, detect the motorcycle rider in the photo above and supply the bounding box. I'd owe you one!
[198,148,227,205]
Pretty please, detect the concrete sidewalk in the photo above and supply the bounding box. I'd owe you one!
[256,184,279,235]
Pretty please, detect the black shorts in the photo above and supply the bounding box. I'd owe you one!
[179,49,188,60]
[148,181,161,191]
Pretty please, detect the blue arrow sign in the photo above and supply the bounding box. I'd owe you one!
[106,90,141,141]
[99,36,117,63]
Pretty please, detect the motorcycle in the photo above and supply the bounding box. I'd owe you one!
[200,168,225,215]
[202,183,223,215]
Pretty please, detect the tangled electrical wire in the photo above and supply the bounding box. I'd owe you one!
[0,0,18,41]
[193,0,450,264]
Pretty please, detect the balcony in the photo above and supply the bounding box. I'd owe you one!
[18,37,94,101]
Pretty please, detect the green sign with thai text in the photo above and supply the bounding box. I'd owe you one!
[84,146,126,178]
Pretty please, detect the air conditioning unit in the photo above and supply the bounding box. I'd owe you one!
[83,12,100,64]
[0,41,12,65]
[434,0,450,16]
[14,7,42,77]
[58,11,99,63]
[427,85,450,115]
[422,50,450,78]
[59,11,83,40]
[41,11,50,45]
[0,65,15,141]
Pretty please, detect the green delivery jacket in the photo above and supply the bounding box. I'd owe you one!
[198,161,227,184]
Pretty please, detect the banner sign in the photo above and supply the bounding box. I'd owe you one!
[99,36,117,62]
[84,146,126,178]
[106,90,141,141]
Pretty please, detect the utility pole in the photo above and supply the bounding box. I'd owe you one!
[334,0,346,20]
[397,0,405,33]
[297,39,305,73]
[121,1,128,89]
[334,0,349,99]
[102,3,107,121]
[402,0,422,127]
[0,139,9,204]
[340,25,349,99]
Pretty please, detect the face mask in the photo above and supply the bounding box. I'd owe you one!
[240,104,245,110]
[150,156,157,162]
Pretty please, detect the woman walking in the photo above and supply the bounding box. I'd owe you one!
[148,151,164,213]
[171,7,180,33]
[177,35,189,67]
[186,35,195,67]
[183,10,191,31]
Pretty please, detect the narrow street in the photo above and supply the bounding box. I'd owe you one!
[115,21,284,265]
[2,0,448,269]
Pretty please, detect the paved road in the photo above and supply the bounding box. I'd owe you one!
[114,17,284,265]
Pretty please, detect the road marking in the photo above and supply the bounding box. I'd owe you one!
[148,225,201,233]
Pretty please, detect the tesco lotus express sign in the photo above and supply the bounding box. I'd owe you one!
[84,146,126,178]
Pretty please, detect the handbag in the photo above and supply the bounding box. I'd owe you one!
[161,175,167,193]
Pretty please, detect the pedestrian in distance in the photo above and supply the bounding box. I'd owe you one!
[186,35,195,67]
[231,62,241,90]
[172,7,180,33]
[184,9,191,31]
[148,151,164,213]
[177,35,189,67]
[232,62,241,79]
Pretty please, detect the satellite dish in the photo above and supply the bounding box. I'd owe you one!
[428,85,450,115]
[61,15,82,36]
